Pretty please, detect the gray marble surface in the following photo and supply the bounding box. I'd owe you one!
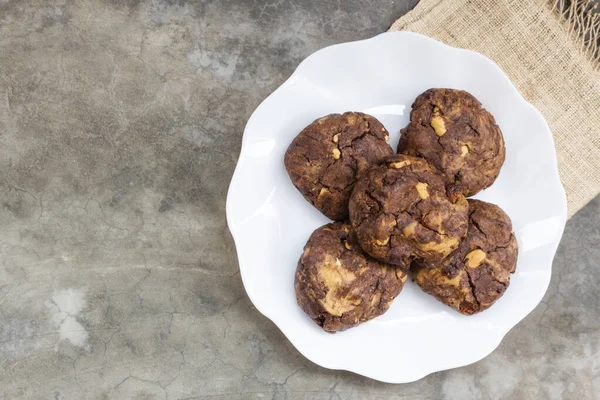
[0,1,598,399]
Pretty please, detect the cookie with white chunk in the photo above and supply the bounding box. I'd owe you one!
[413,199,518,315]
[349,154,469,268]
[285,112,393,221]
[294,221,406,333]
[398,88,505,197]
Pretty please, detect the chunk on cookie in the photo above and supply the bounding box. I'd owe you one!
[295,221,407,333]
[285,112,393,220]
[413,199,518,315]
[398,88,505,197]
[349,154,469,268]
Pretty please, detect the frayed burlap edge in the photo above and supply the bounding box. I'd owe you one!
[551,0,600,69]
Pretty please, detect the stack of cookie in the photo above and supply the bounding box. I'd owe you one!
[285,89,518,333]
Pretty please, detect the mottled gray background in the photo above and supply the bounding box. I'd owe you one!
[0,1,598,399]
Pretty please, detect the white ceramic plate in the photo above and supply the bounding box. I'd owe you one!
[226,32,567,383]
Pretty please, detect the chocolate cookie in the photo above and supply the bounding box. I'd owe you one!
[413,199,518,315]
[294,221,407,333]
[398,88,505,197]
[349,154,469,268]
[285,112,393,221]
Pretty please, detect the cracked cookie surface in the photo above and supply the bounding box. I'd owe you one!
[413,199,518,315]
[294,221,406,333]
[398,88,505,197]
[349,154,469,268]
[285,112,393,221]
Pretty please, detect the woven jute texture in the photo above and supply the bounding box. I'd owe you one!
[390,0,600,218]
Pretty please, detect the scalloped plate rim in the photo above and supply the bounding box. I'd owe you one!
[226,31,567,383]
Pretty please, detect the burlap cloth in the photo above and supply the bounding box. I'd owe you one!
[390,0,600,218]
